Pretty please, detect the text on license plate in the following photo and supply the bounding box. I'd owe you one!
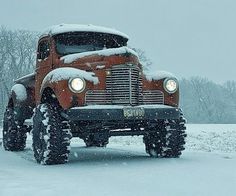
[123,107,145,118]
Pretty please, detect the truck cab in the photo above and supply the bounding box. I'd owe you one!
[2,24,186,165]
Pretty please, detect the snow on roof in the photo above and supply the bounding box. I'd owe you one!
[61,46,139,64]
[40,24,129,40]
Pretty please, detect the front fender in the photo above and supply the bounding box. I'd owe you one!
[40,67,99,109]
[9,84,34,121]
[143,70,179,107]
[10,84,27,106]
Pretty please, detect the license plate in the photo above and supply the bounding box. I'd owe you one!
[123,107,145,118]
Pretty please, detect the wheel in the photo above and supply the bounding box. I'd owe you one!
[143,114,187,158]
[84,134,109,147]
[2,108,27,151]
[32,103,72,165]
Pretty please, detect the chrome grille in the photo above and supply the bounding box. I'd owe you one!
[106,65,140,105]
[85,65,164,105]
[142,90,164,104]
[85,90,111,104]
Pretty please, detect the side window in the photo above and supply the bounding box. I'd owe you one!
[37,41,50,61]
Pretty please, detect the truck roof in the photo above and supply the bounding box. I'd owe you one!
[40,24,129,40]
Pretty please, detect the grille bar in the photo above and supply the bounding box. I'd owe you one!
[142,90,164,104]
[109,65,140,105]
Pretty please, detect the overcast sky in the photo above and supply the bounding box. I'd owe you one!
[0,0,235,83]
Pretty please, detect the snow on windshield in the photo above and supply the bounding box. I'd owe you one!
[54,32,127,55]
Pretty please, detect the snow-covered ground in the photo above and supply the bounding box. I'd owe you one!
[0,124,236,196]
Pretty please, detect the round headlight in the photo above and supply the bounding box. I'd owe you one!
[164,78,178,93]
[68,78,85,93]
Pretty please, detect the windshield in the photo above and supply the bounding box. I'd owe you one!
[54,32,127,55]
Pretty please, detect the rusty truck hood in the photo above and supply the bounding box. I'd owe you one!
[58,47,141,71]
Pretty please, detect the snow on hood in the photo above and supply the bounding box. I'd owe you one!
[60,47,139,64]
[41,24,129,39]
[42,67,99,88]
[144,70,176,81]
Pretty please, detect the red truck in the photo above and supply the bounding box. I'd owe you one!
[2,24,186,165]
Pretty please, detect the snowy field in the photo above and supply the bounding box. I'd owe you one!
[0,124,236,196]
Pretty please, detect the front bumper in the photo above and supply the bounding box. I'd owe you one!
[64,104,180,121]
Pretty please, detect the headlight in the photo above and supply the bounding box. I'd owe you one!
[68,77,85,93]
[164,78,178,93]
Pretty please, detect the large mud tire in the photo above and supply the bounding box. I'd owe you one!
[144,114,187,158]
[32,103,72,165]
[2,108,27,151]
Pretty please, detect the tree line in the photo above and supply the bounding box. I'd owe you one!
[0,27,235,124]
[180,78,236,123]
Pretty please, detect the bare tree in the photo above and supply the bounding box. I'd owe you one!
[224,81,236,99]
[0,27,38,124]
[133,48,152,71]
